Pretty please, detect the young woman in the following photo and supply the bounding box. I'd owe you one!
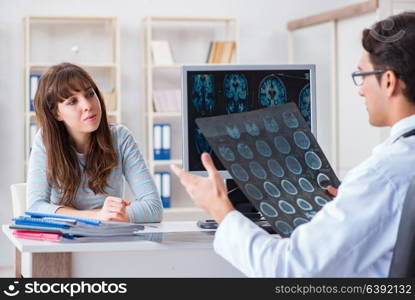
[27,62,163,223]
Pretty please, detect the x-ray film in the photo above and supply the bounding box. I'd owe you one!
[196,103,340,237]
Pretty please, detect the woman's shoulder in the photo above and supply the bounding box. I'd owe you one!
[109,123,134,143]
[32,128,46,151]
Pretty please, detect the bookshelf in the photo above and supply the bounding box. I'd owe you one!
[142,16,239,217]
[23,16,121,175]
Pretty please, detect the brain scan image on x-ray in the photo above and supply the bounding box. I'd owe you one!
[285,156,302,175]
[218,145,235,162]
[263,116,279,133]
[260,202,278,218]
[264,181,281,198]
[196,103,340,237]
[226,124,241,139]
[317,173,331,190]
[244,121,260,137]
[255,140,272,158]
[293,130,311,150]
[267,159,285,177]
[282,111,300,128]
[230,163,250,182]
[281,179,298,195]
[274,136,291,154]
[304,151,323,170]
[249,161,267,180]
[237,143,254,160]
[298,177,314,193]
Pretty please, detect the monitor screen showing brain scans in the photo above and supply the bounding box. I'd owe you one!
[186,68,313,173]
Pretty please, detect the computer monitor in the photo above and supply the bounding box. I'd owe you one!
[181,64,317,179]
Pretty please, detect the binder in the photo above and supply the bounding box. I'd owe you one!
[154,123,171,160]
[25,211,100,226]
[10,215,145,238]
[161,172,171,208]
[29,74,41,112]
[154,172,162,198]
[162,124,171,160]
[14,217,71,229]
[154,171,169,207]
[153,124,162,160]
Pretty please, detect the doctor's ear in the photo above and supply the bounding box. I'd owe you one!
[383,70,400,97]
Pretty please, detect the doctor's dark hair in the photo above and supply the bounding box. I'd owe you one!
[362,11,415,104]
[34,63,117,206]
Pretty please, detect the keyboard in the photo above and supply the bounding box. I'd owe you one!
[196,218,276,234]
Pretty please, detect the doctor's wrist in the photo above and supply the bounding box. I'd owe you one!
[211,197,235,224]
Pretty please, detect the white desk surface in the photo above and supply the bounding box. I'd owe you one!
[2,221,216,254]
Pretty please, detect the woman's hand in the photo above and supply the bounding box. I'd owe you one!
[96,196,131,222]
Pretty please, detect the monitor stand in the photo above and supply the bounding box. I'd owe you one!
[196,179,276,234]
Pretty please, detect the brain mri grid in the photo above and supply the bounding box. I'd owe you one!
[196,103,340,237]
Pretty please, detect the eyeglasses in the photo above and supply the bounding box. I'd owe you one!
[351,70,388,86]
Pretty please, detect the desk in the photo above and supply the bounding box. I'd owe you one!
[2,222,244,278]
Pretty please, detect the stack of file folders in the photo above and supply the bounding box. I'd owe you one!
[10,212,145,240]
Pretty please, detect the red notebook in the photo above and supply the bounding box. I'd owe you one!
[13,230,62,242]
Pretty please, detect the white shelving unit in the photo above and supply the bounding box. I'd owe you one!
[142,16,239,218]
[23,16,121,175]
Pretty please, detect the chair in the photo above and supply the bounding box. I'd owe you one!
[10,183,27,218]
[9,183,71,277]
[10,183,26,278]
[389,177,415,277]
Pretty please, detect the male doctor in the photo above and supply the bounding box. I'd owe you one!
[171,11,415,277]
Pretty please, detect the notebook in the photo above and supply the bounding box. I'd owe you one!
[13,230,62,242]
[10,215,145,238]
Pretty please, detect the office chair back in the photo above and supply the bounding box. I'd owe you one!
[389,177,415,277]
[10,183,27,218]
[10,183,27,278]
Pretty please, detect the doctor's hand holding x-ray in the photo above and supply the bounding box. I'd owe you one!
[170,153,337,224]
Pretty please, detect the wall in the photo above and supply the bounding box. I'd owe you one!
[336,12,380,178]
[290,21,335,166]
[0,0,364,267]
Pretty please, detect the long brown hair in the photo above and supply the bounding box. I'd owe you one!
[34,63,118,206]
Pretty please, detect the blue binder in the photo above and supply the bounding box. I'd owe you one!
[154,124,171,160]
[25,211,100,226]
[153,124,163,160]
[161,172,171,208]
[161,124,171,160]
[29,74,41,112]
